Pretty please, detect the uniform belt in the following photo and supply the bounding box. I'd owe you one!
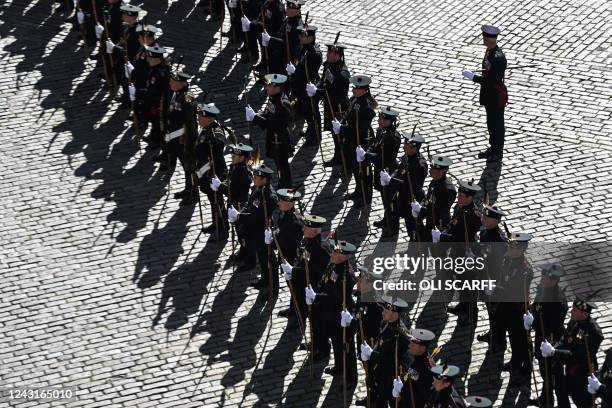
[165,128,183,142]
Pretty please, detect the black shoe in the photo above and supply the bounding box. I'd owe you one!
[527,398,540,407]
[179,195,199,207]
[146,143,161,152]
[89,52,100,61]
[324,366,339,376]
[221,31,231,38]
[236,263,256,273]
[373,218,386,228]
[152,152,166,162]
[485,343,506,356]
[351,200,365,209]
[303,137,318,146]
[323,157,340,167]
[344,191,357,201]
[508,371,529,387]
[239,54,253,64]
[477,149,491,159]
[158,162,168,172]
[251,279,267,289]
[173,190,188,200]
[355,396,368,406]
[501,361,514,372]
[477,331,491,343]
[287,318,299,329]
[447,303,469,316]
[278,308,293,318]
[119,99,130,109]
[201,224,215,233]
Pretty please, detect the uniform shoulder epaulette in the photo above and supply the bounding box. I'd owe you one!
[494,48,505,59]
[184,92,194,103]
[446,178,456,190]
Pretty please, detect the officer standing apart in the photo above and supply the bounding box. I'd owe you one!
[462,25,508,162]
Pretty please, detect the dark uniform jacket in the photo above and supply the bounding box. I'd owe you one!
[248,0,285,37]
[144,62,169,118]
[554,318,604,378]
[473,45,507,109]
[479,226,508,282]
[195,122,228,185]
[400,353,434,408]
[367,127,401,191]
[532,285,568,357]
[594,347,612,403]
[103,2,123,43]
[313,261,356,312]
[252,93,294,160]
[316,59,350,131]
[272,208,303,264]
[240,184,277,241]
[223,162,252,210]
[440,202,481,243]
[290,43,322,103]
[355,294,383,347]
[339,95,376,164]
[417,176,456,231]
[268,15,303,67]
[391,153,428,216]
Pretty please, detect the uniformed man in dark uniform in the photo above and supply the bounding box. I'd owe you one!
[246,73,294,189]
[95,0,122,71]
[163,69,198,206]
[263,0,304,78]
[273,188,303,327]
[475,205,507,346]
[142,45,169,158]
[235,164,278,295]
[194,102,230,238]
[412,155,456,241]
[541,294,604,408]
[588,346,612,406]
[353,267,384,407]
[225,143,254,262]
[132,24,161,141]
[384,133,428,241]
[238,0,264,64]
[527,262,568,408]
[398,329,436,408]
[293,215,331,358]
[312,40,350,168]
[245,0,285,73]
[462,25,508,162]
[493,232,533,381]
[442,180,482,319]
[287,24,322,145]
[332,75,378,208]
[358,296,410,407]
[365,107,401,237]
[426,364,461,407]
[308,240,358,389]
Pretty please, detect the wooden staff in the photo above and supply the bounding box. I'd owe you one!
[342,265,348,408]
[99,4,117,93]
[91,0,113,93]
[355,109,368,209]
[323,83,349,183]
[395,334,400,408]
[303,249,314,378]
[584,333,596,407]
[523,272,541,403]
[357,311,371,408]
[260,4,269,73]
[262,186,274,312]
[303,47,325,166]
[238,1,254,64]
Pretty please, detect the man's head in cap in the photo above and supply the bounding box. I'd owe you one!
[378,295,408,323]
[429,154,452,180]
[252,163,273,186]
[330,240,356,265]
[121,4,141,25]
[137,25,160,47]
[457,179,481,206]
[481,24,501,49]
[264,73,287,96]
[403,131,425,157]
[196,102,219,128]
[229,143,252,165]
[571,291,599,321]
[326,41,346,64]
[507,232,532,258]
[431,364,460,391]
[481,205,504,230]
[298,24,317,45]
[276,188,301,212]
[539,262,563,289]
[145,45,165,67]
[378,106,399,130]
[303,214,325,238]
[285,0,303,18]
[409,328,435,356]
[350,74,371,98]
[169,69,191,92]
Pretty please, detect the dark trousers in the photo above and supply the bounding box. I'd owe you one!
[311,303,331,354]
[555,371,591,408]
[273,157,292,189]
[352,162,373,204]
[330,324,358,384]
[536,356,565,408]
[484,104,505,156]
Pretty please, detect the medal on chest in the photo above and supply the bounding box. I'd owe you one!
[266,101,276,114]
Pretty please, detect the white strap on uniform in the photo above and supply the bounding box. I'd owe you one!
[164,128,184,142]
[196,162,211,178]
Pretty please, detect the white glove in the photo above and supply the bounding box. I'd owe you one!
[360,342,373,361]
[124,61,134,79]
[241,16,251,32]
[392,376,403,398]
[540,340,555,358]
[379,170,391,186]
[228,0,237,8]
[281,261,293,281]
[331,119,341,135]
[245,105,256,122]
[462,69,474,80]
[105,39,115,54]
[356,146,366,162]
[228,206,239,223]
[210,176,221,192]
[286,62,296,76]
[340,310,353,328]
[128,84,136,102]
[264,228,273,245]
[261,30,270,47]
[588,374,601,395]
[431,227,441,243]
[95,23,104,39]
[305,285,316,305]
[76,10,85,24]
[411,200,421,218]
[523,311,534,331]
[306,82,317,97]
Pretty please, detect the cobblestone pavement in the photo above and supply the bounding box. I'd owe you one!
[1,0,611,406]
